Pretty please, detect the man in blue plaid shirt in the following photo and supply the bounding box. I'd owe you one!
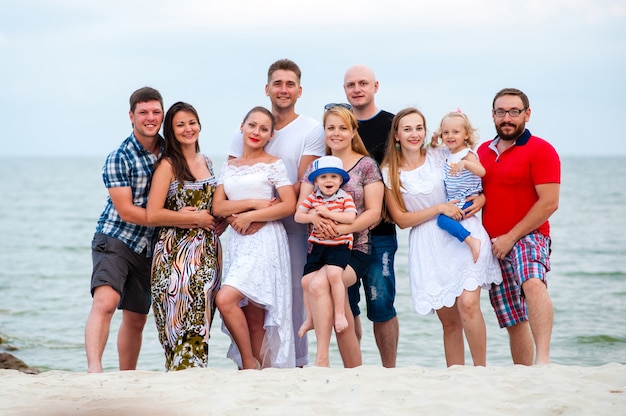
[85,87,164,373]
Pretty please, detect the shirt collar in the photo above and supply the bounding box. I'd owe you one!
[315,188,347,201]
[130,131,165,156]
[491,128,531,147]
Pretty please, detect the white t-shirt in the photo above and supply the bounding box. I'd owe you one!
[228,114,326,234]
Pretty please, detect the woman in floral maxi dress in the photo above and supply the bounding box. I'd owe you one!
[147,102,226,371]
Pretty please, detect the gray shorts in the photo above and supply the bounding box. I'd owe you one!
[91,233,151,314]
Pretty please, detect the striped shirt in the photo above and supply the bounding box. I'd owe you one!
[443,147,483,208]
[298,188,357,248]
[95,132,164,256]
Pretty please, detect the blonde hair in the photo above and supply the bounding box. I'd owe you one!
[322,106,369,157]
[433,110,479,149]
[381,107,428,215]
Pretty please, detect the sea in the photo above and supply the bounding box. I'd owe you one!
[0,155,625,372]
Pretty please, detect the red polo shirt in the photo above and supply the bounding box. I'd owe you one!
[477,129,560,238]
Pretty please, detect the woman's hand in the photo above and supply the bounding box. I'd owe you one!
[439,200,464,221]
[251,198,276,210]
[225,213,265,235]
[333,223,350,238]
[311,217,338,240]
[188,209,215,230]
[230,212,254,234]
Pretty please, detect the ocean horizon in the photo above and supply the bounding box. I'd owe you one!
[0,155,624,372]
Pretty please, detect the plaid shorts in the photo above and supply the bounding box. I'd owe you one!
[489,231,551,328]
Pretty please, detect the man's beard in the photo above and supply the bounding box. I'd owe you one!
[496,122,525,141]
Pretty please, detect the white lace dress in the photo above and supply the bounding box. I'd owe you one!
[382,147,502,315]
[218,159,295,368]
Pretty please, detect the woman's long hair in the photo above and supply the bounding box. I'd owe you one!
[159,101,201,183]
[380,107,428,216]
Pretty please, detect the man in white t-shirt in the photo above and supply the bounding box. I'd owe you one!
[228,59,325,367]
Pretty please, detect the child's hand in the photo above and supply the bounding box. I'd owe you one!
[315,205,330,217]
[450,161,465,175]
[431,132,441,148]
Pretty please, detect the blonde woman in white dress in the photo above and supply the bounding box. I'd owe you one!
[381,107,501,367]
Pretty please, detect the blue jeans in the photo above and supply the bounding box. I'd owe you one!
[348,234,398,322]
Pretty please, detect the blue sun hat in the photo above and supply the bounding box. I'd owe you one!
[308,156,350,185]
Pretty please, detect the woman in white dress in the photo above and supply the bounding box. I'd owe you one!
[381,107,502,366]
[213,106,297,369]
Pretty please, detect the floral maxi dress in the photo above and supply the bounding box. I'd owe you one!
[151,157,222,371]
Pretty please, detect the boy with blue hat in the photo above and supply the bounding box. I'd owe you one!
[294,156,357,344]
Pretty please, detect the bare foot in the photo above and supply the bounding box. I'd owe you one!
[242,358,262,370]
[465,235,481,263]
[298,319,314,338]
[535,357,550,366]
[334,314,348,333]
[314,358,330,367]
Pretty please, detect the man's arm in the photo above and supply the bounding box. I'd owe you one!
[316,207,357,224]
[464,193,485,218]
[108,186,151,226]
[295,155,319,196]
[491,183,560,259]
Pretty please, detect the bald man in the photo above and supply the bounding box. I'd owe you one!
[342,65,399,368]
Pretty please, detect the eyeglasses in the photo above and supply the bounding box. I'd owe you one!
[493,108,526,118]
[324,103,352,111]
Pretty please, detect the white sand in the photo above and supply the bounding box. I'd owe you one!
[1,364,625,415]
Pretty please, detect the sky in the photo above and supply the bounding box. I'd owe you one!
[1,0,625,158]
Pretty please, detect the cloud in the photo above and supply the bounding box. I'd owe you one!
[0,0,624,156]
[155,0,626,31]
[6,0,624,39]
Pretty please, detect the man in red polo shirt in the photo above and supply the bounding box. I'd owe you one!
[478,88,560,365]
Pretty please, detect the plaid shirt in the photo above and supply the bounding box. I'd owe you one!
[95,132,164,256]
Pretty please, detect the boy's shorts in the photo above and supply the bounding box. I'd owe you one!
[90,233,152,314]
[303,243,351,276]
[489,232,551,328]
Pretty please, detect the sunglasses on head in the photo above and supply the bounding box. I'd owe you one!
[324,103,352,111]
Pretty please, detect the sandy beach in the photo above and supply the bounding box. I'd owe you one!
[1,364,625,415]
